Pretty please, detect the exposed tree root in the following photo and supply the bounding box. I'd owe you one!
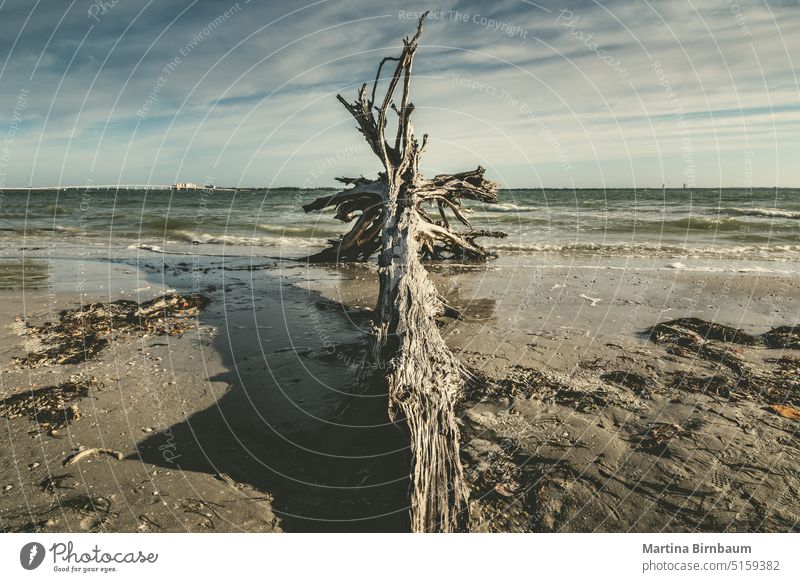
[304,168,505,263]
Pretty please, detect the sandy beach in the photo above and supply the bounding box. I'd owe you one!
[1,245,798,532]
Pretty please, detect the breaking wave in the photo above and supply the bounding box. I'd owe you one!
[723,207,800,220]
[171,230,327,247]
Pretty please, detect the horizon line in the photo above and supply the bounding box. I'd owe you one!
[0,185,796,191]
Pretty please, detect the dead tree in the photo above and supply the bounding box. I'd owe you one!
[302,21,505,263]
[304,13,503,532]
[303,168,504,262]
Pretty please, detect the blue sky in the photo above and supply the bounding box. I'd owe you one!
[0,0,798,188]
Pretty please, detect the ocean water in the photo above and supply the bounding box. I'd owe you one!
[1,187,799,263]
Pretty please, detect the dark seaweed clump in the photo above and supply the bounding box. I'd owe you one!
[14,292,208,367]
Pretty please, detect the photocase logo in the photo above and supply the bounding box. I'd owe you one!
[20,542,46,570]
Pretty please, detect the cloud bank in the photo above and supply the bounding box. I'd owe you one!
[0,0,797,187]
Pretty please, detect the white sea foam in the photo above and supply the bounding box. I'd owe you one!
[171,230,326,247]
[727,207,800,219]
[661,263,794,275]
[128,242,164,253]
[488,240,800,259]
[483,202,541,212]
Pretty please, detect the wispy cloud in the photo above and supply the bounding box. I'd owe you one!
[0,0,797,187]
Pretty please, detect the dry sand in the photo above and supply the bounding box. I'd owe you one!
[1,252,798,532]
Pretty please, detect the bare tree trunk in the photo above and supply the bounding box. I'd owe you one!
[304,12,501,531]
[368,200,471,531]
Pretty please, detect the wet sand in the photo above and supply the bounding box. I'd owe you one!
[1,250,798,532]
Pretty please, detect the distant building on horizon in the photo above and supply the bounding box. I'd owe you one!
[172,182,202,190]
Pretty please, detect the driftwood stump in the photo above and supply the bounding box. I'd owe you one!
[304,12,503,532]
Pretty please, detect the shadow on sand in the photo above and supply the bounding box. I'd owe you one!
[134,262,411,532]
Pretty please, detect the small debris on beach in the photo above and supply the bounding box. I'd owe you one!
[138,514,162,531]
[466,364,562,400]
[466,363,628,412]
[601,370,654,395]
[181,497,225,529]
[38,474,78,494]
[552,387,614,412]
[215,473,239,488]
[668,372,741,401]
[649,319,800,407]
[13,292,209,367]
[763,325,800,350]
[57,494,115,531]
[650,317,800,351]
[494,482,520,498]
[768,404,800,420]
[63,447,124,467]
[579,294,602,307]
[0,377,99,433]
[638,422,685,453]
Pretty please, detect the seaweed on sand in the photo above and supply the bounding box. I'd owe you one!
[648,317,762,346]
[650,319,800,407]
[763,325,800,350]
[647,319,748,376]
[0,377,100,431]
[14,292,209,367]
[600,370,655,395]
[637,422,686,454]
[465,365,619,412]
[649,317,800,352]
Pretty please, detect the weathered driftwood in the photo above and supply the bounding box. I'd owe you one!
[63,447,123,467]
[306,13,500,531]
[304,168,505,262]
[303,45,505,264]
